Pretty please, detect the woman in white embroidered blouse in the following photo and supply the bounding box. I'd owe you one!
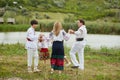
[49,21,71,74]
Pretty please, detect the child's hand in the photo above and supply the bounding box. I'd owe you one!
[68,29,72,33]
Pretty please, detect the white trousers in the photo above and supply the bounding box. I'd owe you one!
[70,41,85,70]
[27,49,39,68]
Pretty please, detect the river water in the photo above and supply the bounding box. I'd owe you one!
[0,32,120,49]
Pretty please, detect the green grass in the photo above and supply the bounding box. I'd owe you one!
[3,11,73,24]
[0,44,120,80]
[86,21,120,35]
[32,12,73,23]
[1,3,120,35]
[1,0,120,21]
[0,24,29,32]
[1,20,120,35]
[0,24,41,32]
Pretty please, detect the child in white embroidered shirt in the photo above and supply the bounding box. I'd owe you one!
[38,34,50,64]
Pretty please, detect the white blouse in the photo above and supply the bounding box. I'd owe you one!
[74,25,87,39]
[49,29,70,41]
[38,35,50,48]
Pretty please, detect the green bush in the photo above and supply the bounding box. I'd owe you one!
[0,21,120,35]
[105,10,116,17]
[0,24,29,32]
[86,22,120,35]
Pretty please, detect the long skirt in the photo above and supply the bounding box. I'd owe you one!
[51,41,64,70]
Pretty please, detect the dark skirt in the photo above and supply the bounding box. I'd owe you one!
[51,41,64,70]
[39,48,49,60]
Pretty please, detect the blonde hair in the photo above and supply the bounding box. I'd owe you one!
[53,22,62,36]
[38,34,44,42]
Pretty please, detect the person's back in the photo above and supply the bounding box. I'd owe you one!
[50,22,70,74]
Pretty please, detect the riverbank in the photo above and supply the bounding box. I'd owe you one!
[0,44,120,80]
[0,21,120,35]
[0,32,120,49]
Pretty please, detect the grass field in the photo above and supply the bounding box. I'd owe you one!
[0,44,120,80]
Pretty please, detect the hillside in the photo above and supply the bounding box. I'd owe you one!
[0,0,120,21]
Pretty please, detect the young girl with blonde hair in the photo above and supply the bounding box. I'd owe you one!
[38,34,50,64]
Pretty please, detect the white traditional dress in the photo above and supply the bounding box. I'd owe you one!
[70,25,87,70]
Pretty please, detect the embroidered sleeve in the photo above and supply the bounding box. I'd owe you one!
[74,29,82,36]
[62,30,70,41]
[49,32,54,40]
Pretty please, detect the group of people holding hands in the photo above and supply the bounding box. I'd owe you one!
[25,19,87,74]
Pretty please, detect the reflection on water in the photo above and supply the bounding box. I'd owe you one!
[0,32,120,49]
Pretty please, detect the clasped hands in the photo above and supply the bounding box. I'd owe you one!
[68,29,75,34]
